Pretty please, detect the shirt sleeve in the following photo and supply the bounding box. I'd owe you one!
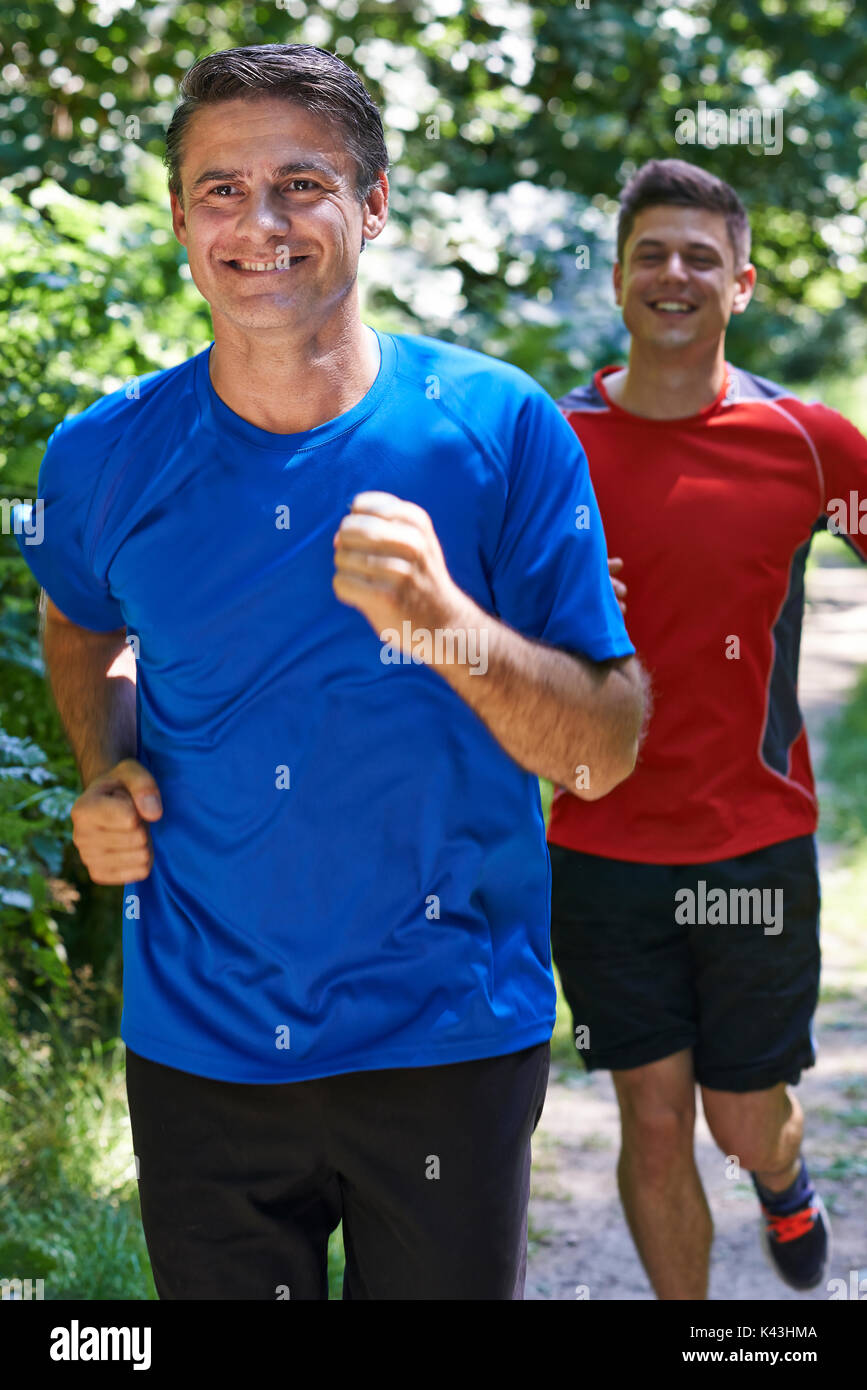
[488,381,635,661]
[12,416,126,631]
[796,400,867,562]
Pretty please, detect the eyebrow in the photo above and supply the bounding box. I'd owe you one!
[190,161,341,191]
[632,238,721,254]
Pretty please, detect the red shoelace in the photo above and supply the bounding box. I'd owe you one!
[764,1203,817,1244]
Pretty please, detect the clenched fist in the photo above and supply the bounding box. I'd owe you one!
[332,491,464,644]
[70,758,163,886]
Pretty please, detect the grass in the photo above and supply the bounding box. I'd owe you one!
[327,1226,345,1299]
[0,1014,348,1299]
[0,1187,155,1300]
[0,1029,156,1300]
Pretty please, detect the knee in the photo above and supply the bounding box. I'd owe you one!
[703,1089,797,1174]
[708,1133,773,1174]
[617,1086,696,1180]
[706,1128,782,1175]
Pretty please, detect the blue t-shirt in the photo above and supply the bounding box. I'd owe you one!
[15,328,633,1082]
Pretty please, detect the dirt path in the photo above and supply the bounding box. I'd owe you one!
[526,557,867,1301]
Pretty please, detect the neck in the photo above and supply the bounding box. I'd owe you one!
[606,339,728,419]
[208,296,380,434]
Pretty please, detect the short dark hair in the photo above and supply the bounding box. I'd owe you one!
[164,43,389,204]
[616,158,751,268]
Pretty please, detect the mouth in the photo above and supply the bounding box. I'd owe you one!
[222,256,311,274]
[648,300,697,316]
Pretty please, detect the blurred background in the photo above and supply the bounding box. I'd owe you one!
[0,0,865,1299]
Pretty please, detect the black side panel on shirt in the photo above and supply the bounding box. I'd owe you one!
[761,534,813,776]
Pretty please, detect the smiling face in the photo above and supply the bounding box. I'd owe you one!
[614,205,755,353]
[169,95,388,334]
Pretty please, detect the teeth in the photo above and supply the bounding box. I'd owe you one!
[654,302,692,312]
[230,257,306,271]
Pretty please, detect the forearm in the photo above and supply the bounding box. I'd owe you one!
[428,589,647,798]
[42,617,137,788]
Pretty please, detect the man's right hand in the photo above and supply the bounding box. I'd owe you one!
[70,758,163,885]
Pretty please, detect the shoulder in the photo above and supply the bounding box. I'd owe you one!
[387,331,563,474]
[724,365,795,404]
[390,330,550,406]
[556,377,611,415]
[47,350,204,461]
[725,364,867,456]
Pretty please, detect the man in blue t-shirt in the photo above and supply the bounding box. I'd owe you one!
[16,43,645,1300]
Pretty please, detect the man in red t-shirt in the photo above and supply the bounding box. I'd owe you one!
[549,158,867,1299]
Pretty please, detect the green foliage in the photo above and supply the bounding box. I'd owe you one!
[1,0,866,402]
[327,1224,346,1299]
[0,163,210,482]
[822,665,867,845]
[0,721,76,1033]
[0,532,125,1042]
[0,1031,156,1299]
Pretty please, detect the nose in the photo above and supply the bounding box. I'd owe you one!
[232,186,290,241]
[659,252,689,282]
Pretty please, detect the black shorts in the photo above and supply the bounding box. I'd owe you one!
[125,1040,550,1300]
[549,834,821,1092]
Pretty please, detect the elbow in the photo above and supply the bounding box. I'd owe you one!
[573,738,637,801]
[596,735,640,798]
[569,664,647,801]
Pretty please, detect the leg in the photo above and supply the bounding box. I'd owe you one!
[688,834,820,1181]
[613,1048,713,1300]
[688,835,828,1288]
[125,1047,342,1300]
[700,1080,804,1190]
[324,1041,551,1300]
[549,843,705,1297]
[702,1078,830,1289]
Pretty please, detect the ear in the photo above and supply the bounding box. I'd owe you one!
[613,260,623,308]
[731,262,757,316]
[360,170,389,246]
[170,188,188,248]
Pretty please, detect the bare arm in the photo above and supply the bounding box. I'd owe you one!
[41,590,136,787]
[41,591,161,885]
[427,590,647,798]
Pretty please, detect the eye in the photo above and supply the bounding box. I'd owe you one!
[286,179,318,192]
[211,185,237,197]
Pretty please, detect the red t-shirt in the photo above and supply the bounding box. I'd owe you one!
[547,363,867,864]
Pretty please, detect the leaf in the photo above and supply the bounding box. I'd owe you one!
[35,788,77,821]
[0,888,33,910]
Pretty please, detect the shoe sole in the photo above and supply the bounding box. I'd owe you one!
[758,1192,833,1293]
